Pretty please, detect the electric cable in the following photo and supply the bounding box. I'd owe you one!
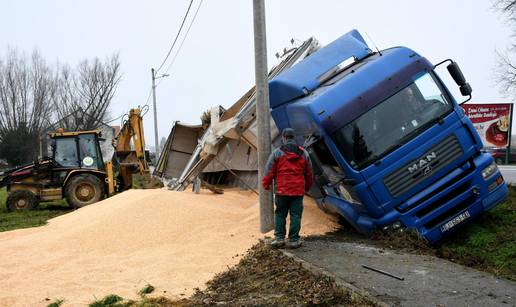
[105,113,126,124]
[143,87,153,106]
[108,86,152,125]
[140,104,150,117]
[155,0,194,73]
[159,0,203,81]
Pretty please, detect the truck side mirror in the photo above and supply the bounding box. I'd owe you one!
[447,61,466,86]
[459,83,472,96]
[435,59,473,104]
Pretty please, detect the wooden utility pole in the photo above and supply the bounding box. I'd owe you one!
[253,0,274,233]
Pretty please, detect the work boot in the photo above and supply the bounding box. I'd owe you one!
[286,240,302,249]
[269,238,285,248]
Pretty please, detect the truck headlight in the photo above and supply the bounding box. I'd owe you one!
[482,161,498,180]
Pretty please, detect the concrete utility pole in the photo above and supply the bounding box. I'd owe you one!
[253,0,274,233]
[151,68,169,159]
[151,68,160,159]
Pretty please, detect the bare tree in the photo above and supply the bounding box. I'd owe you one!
[494,0,516,99]
[75,54,121,129]
[51,64,80,130]
[0,49,122,165]
[52,54,122,131]
[0,49,56,165]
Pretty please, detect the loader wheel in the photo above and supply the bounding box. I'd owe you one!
[65,174,104,209]
[6,190,38,212]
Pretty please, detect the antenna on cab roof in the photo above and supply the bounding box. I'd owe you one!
[366,32,382,56]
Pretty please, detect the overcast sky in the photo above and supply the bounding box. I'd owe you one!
[0,0,512,147]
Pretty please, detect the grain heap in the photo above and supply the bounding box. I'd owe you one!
[0,189,337,306]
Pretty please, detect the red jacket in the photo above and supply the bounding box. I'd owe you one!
[262,140,313,196]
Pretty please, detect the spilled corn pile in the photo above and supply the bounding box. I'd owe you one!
[0,189,337,306]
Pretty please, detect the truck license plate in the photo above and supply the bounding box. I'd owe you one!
[440,211,471,233]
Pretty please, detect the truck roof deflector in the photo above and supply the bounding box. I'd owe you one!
[269,29,372,108]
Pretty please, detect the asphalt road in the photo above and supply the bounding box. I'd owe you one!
[499,165,516,184]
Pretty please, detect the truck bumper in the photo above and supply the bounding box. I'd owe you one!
[421,181,507,244]
[482,179,508,211]
[396,153,508,244]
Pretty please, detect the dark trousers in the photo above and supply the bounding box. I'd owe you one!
[274,195,304,242]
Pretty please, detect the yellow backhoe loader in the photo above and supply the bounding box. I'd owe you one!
[0,107,161,211]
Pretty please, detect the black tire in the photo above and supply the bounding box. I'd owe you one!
[495,158,504,165]
[64,174,104,209]
[6,190,38,212]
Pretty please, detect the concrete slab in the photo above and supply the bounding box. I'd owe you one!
[288,239,515,307]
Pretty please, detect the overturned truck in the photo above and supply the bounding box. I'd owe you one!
[157,30,508,244]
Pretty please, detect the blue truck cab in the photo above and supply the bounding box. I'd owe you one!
[268,30,508,244]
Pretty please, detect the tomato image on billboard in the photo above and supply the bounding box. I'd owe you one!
[486,114,509,146]
[462,103,513,148]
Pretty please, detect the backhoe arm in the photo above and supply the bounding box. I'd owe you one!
[115,108,151,190]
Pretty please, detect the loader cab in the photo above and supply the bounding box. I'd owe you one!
[51,130,105,171]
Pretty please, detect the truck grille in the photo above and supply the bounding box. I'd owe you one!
[384,135,463,197]
[396,162,473,213]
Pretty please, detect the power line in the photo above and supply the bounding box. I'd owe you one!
[144,87,153,106]
[106,86,152,124]
[160,0,204,79]
[105,113,125,124]
[155,0,194,73]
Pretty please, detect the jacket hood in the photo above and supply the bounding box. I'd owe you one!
[281,139,303,161]
[284,150,302,161]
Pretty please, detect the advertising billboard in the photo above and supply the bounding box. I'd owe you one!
[462,103,513,148]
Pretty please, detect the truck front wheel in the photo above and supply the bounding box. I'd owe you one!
[64,174,104,209]
[6,190,39,212]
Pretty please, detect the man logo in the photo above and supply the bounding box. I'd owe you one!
[408,152,437,174]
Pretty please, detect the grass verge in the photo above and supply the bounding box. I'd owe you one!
[320,185,516,281]
[0,188,71,232]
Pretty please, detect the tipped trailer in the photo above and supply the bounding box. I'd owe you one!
[269,30,507,244]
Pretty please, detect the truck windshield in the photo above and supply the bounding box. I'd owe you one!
[333,72,453,169]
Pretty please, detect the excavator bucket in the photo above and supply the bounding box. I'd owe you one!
[132,172,164,189]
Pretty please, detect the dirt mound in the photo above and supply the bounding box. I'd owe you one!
[0,189,337,306]
[186,242,367,306]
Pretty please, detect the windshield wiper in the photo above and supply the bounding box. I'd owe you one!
[429,112,446,125]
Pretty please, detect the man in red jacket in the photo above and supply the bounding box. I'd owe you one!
[262,128,313,248]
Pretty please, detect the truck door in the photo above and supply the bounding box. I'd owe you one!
[305,137,361,205]
[78,134,104,170]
